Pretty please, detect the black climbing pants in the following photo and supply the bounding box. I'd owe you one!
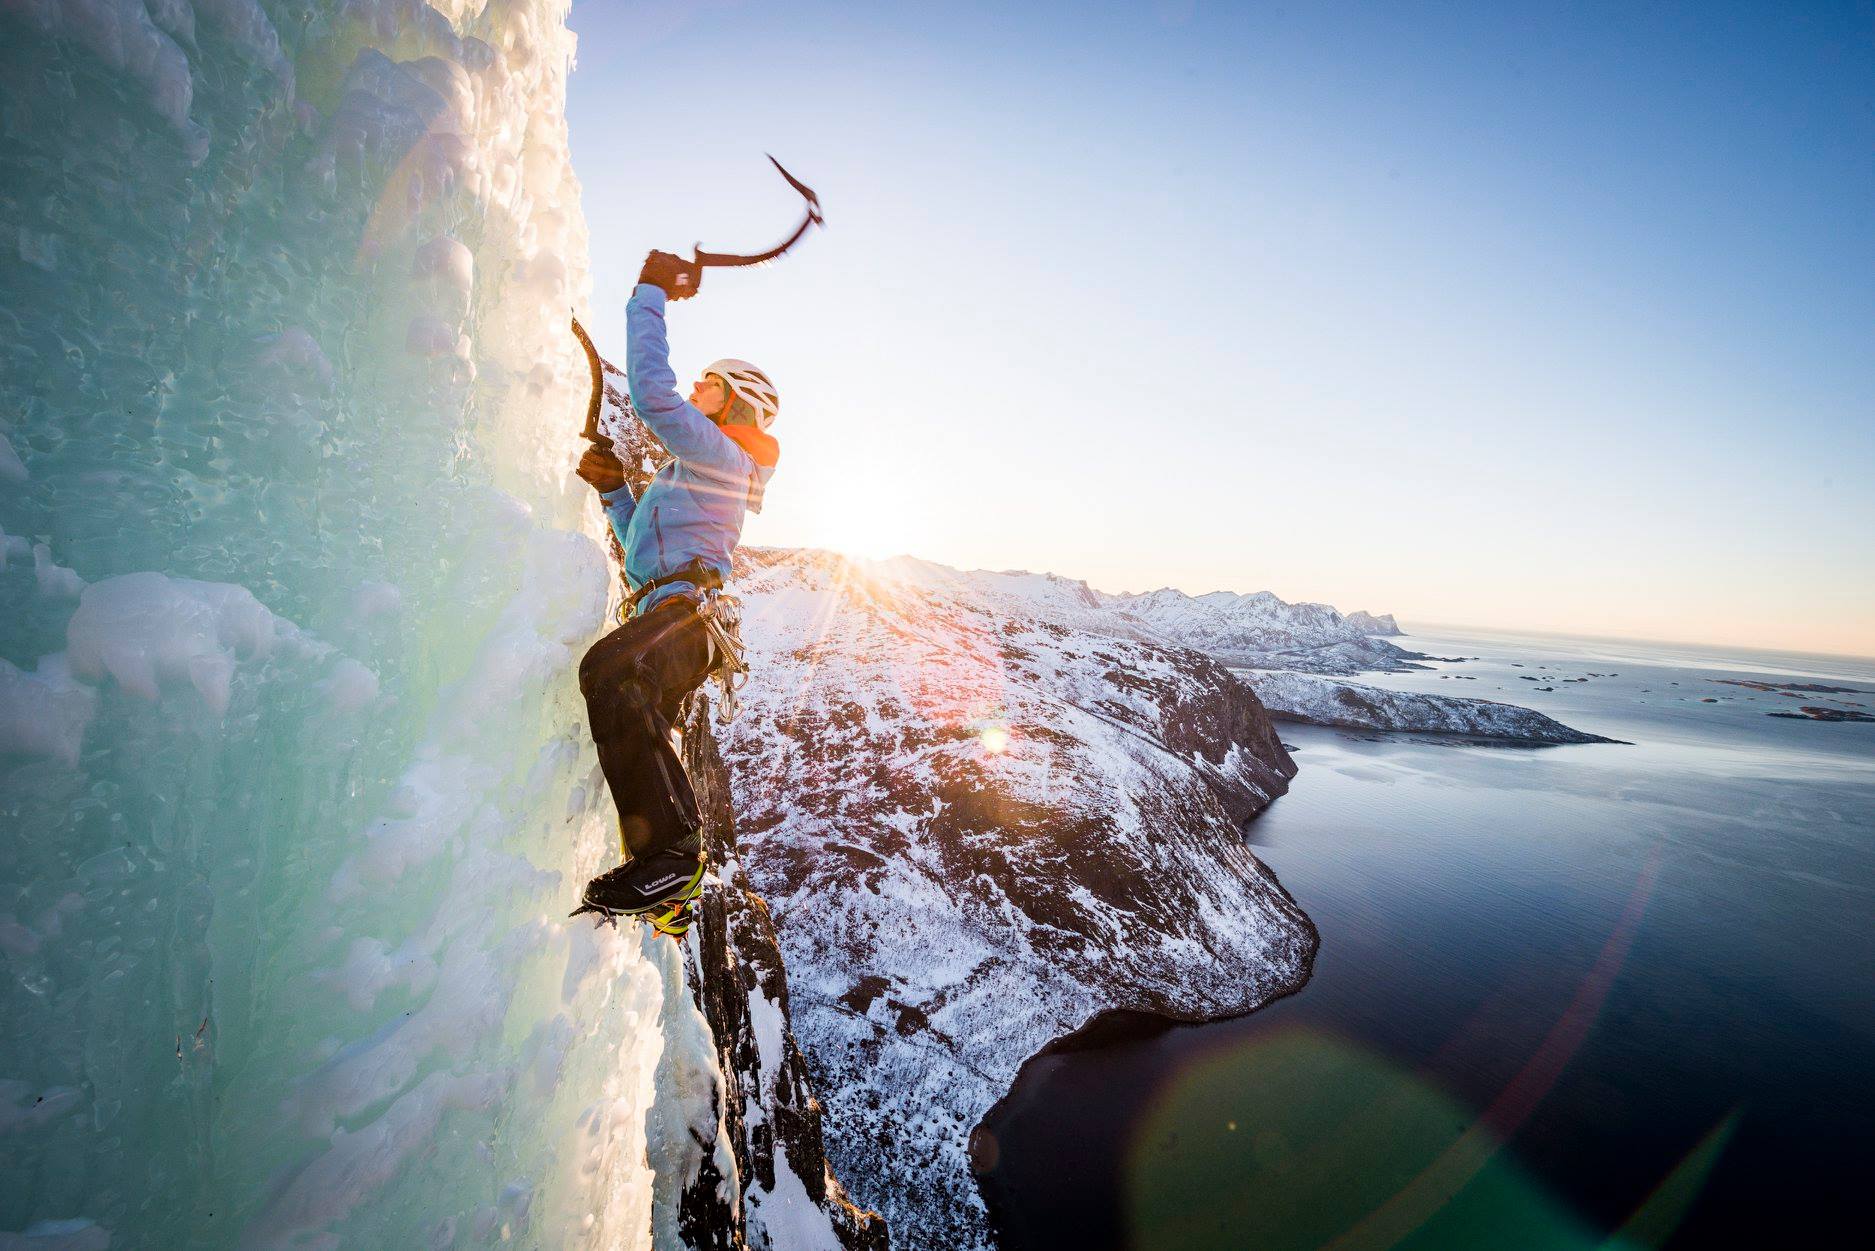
[578,597,714,860]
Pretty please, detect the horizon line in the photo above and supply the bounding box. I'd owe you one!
[739,545,1874,663]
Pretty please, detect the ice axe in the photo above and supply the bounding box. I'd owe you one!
[570,156,822,442]
[664,154,825,296]
[570,313,608,446]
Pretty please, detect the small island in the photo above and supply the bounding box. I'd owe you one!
[1235,670,1619,745]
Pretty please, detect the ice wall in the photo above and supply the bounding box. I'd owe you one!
[0,3,683,1245]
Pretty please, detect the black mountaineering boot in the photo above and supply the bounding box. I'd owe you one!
[571,840,706,928]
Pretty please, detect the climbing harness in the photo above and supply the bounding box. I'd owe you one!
[620,559,750,726]
[625,558,724,615]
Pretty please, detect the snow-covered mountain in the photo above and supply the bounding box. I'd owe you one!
[715,549,1317,1247]
[1344,609,1402,636]
[601,359,1417,690]
[1238,670,1619,745]
[776,567,1432,677]
[1103,587,1429,673]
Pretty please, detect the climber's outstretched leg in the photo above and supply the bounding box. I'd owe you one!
[574,598,713,927]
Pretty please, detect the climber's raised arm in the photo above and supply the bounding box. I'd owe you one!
[624,253,748,474]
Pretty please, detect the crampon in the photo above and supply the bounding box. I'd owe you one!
[571,894,698,940]
[570,850,706,940]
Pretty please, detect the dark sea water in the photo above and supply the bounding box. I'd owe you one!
[974,627,1875,1250]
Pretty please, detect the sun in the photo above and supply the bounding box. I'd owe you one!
[794,470,944,562]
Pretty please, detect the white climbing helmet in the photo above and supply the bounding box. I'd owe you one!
[704,358,779,430]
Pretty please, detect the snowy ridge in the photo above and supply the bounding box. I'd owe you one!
[1103,587,1430,673]
[599,383,1421,690]
[811,562,1426,677]
[717,548,1316,1247]
[1344,609,1402,636]
[950,572,1598,744]
[1239,669,1619,744]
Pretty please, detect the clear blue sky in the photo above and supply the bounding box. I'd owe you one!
[565,0,1875,656]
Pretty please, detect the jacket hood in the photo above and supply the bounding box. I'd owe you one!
[720,423,780,468]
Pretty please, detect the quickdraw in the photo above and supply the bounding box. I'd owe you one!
[694,592,751,726]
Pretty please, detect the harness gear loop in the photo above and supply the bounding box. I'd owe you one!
[625,557,725,617]
[693,592,751,725]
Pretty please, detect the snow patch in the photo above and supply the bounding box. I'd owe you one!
[0,655,97,767]
[64,571,373,716]
[747,1150,846,1251]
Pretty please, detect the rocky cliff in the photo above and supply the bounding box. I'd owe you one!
[715,551,1317,1247]
[663,701,888,1251]
[1344,609,1403,636]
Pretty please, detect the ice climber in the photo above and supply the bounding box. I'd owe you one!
[570,250,780,937]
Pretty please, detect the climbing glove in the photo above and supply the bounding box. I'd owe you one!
[637,249,701,301]
[577,446,626,494]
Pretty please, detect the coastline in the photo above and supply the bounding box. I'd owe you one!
[971,849,1322,1241]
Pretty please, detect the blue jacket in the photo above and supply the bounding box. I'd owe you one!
[601,283,780,616]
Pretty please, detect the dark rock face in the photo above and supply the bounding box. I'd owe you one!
[1768,707,1875,723]
[675,701,888,1250]
[715,549,1317,1247]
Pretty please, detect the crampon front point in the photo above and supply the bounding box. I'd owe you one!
[571,851,706,939]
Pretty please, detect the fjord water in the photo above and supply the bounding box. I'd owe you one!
[976,628,1875,1250]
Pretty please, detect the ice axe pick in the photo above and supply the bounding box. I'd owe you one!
[666,154,824,295]
[568,157,821,443]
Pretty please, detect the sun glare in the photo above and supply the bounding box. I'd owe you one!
[785,466,941,562]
